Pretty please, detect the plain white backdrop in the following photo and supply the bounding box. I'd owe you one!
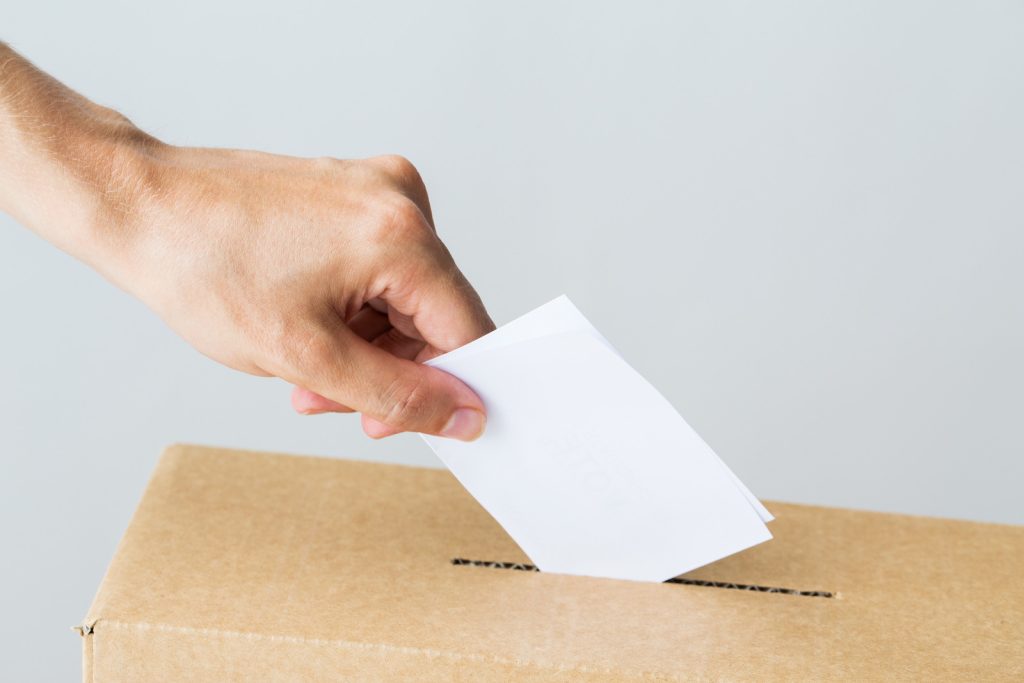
[2,1,1022,679]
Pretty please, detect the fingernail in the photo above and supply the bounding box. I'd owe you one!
[441,408,486,441]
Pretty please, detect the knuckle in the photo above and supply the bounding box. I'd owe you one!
[265,320,335,374]
[375,154,421,184]
[310,155,344,172]
[367,197,431,246]
[379,374,431,427]
[298,333,338,370]
[389,196,427,229]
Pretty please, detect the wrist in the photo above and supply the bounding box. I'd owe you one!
[1,111,165,280]
[71,120,168,281]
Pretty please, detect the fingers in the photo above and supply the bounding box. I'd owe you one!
[357,275,491,438]
[291,386,352,415]
[372,326,427,359]
[285,319,486,441]
[348,242,492,438]
[291,326,426,417]
[384,252,495,356]
[288,155,490,439]
[347,305,391,339]
[357,327,429,437]
[291,305,392,416]
[364,154,492,353]
[360,414,401,439]
[367,154,435,229]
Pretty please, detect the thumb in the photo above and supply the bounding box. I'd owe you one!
[292,321,487,441]
[361,258,493,437]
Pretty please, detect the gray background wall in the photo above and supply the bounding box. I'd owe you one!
[2,1,1022,679]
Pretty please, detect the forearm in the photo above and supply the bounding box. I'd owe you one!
[0,42,158,271]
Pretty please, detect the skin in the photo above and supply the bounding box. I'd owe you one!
[0,42,494,441]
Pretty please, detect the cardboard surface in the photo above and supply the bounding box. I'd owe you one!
[81,445,1024,681]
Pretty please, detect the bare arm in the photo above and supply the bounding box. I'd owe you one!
[0,42,492,440]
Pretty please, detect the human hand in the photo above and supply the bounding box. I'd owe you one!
[114,147,494,440]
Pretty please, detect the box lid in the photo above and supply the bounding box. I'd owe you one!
[81,444,1024,681]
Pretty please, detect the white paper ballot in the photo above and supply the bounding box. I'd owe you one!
[421,296,772,582]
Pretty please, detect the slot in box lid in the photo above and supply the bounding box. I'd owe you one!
[80,444,1024,681]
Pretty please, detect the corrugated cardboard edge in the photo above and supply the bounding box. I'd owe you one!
[79,622,94,683]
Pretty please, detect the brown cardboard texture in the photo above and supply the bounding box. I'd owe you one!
[80,444,1024,681]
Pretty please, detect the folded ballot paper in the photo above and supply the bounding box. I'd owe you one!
[421,296,772,583]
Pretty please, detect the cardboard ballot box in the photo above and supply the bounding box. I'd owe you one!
[79,444,1024,681]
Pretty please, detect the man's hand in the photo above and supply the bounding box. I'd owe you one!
[0,43,493,440]
[124,148,494,440]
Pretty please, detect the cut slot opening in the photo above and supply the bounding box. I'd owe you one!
[451,558,834,598]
